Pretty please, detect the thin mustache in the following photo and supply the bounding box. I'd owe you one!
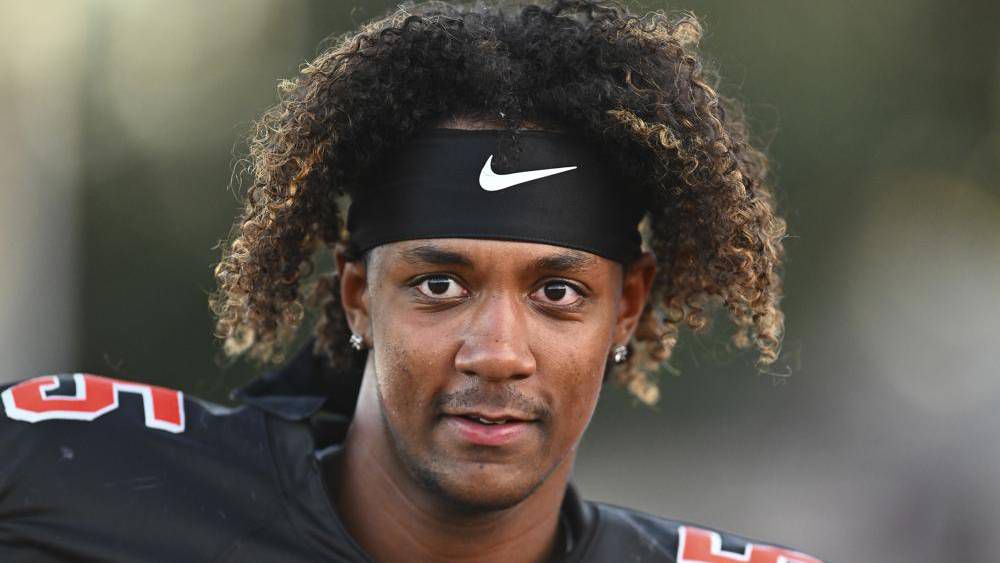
[435,386,551,421]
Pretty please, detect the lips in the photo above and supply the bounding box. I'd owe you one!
[442,413,537,447]
[446,410,535,424]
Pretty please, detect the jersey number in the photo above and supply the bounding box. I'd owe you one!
[2,374,185,433]
[678,526,821,563]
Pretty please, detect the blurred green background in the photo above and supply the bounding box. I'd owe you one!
[2,1,998,560]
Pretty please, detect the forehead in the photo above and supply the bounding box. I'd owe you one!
[371,238,616,276]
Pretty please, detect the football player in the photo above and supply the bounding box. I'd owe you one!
[1,1,821,561]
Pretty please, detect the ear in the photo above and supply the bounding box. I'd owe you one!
[334,243,372,344]
[613,251,657,348]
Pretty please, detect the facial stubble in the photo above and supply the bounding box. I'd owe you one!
[372,363,567,514]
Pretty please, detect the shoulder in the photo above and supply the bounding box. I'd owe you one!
[0,372,257,450]
[580,499,824,563]
[0,372,297,561]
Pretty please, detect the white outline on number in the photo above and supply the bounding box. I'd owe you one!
[678,526,752,562]
[2,374,185,433]
[677,526,818,563]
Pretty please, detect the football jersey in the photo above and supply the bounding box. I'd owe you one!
[0,342,823,562]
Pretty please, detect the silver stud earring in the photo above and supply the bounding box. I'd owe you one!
[349,332,365,351]
[612,344,629,364]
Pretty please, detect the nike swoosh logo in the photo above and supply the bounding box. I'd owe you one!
[478,155,578,192]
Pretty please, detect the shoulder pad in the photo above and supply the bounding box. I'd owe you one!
[0,373,293,561]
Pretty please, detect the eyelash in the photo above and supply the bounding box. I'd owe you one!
[410,275,586,308]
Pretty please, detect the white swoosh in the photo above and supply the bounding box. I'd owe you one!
[478,155,577,192]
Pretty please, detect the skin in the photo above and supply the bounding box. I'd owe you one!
[331,237,657,563]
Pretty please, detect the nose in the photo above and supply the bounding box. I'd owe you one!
[454,291,536,382]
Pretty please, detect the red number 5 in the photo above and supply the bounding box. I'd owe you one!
[2,374,185,433]
[678,526,821,563]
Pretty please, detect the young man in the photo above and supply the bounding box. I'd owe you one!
[0,1,820,561]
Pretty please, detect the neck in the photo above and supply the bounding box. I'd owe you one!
[328,362,574,563]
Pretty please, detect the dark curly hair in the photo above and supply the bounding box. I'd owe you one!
[210,0,787,405]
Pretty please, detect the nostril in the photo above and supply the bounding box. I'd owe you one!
[453,339,536,382]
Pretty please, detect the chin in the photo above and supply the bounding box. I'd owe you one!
[410,457,546,512]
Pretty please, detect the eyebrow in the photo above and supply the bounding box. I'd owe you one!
[399,244,474,268]
[398,243,597,273]
[531,250,597,274]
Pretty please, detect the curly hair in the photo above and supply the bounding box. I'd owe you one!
[210,0,787,405]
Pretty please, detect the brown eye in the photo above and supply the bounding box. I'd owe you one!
[532,281,583,307]
[414,276,466,299]
[544,285,567,301]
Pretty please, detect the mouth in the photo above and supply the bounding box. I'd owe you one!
[441,412,539,447]
[449,411,534,425]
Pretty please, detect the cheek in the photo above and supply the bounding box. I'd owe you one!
[371,310,447,424]
[563,356,605,423]
[541,326,610,441]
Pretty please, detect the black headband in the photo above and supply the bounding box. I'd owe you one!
[346,128,645,264]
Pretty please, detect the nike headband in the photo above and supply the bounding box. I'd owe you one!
[346,128,646,264]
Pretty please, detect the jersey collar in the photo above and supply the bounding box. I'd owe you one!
[230,338,363,422]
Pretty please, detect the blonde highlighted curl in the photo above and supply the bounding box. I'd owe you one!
[210,0,787,405]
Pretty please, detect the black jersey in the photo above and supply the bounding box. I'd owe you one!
[0,343,823,562]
